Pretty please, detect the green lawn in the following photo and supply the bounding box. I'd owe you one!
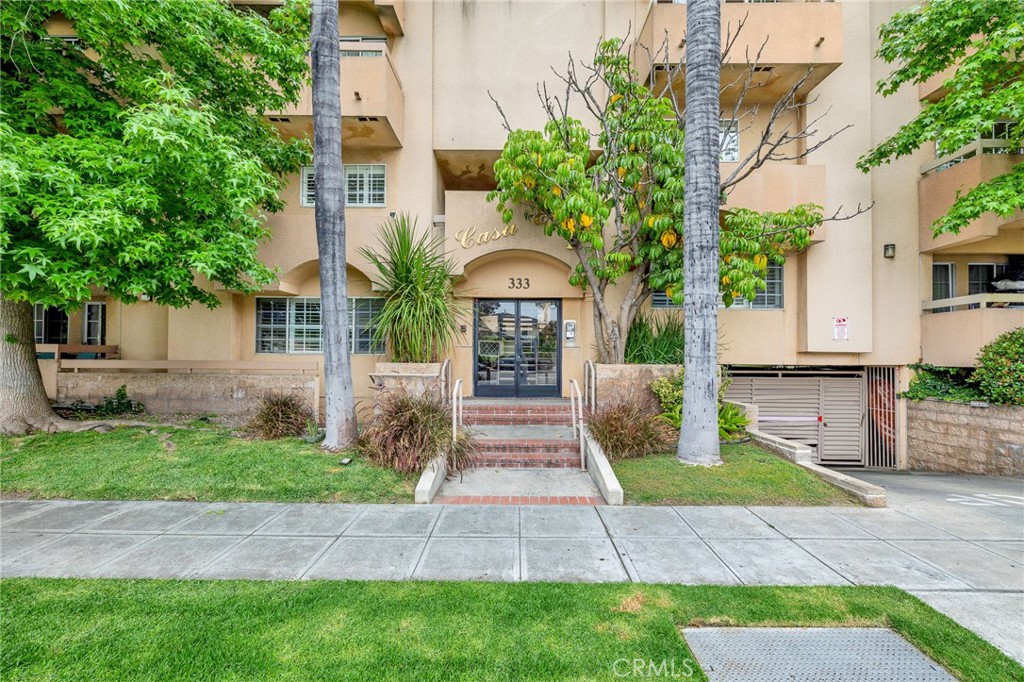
[614,443,858,506]
[1,580,1018,681]
[0,428,414,503]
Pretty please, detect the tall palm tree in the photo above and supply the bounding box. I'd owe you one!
[677,0,722,466]
[311,0,358,449]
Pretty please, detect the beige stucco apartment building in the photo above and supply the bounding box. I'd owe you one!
[39,0,1023,469]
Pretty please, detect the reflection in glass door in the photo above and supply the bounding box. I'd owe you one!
[474,299,560,397]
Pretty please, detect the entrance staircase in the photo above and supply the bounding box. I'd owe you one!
[463,401,578,469]
[435,399,603,505]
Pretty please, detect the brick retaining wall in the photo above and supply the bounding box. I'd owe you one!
[57,372,319,416]
[907,399,1024,477]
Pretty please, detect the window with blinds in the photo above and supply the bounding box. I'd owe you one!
[255,297,384,354]
[299,164,386,208]
[345,164,386,206]
[651,262,783,309]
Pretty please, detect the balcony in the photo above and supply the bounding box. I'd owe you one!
[635,1,843,104]
[267,43,404,148]
[919,142,1024,253]
[921,294,1024,367]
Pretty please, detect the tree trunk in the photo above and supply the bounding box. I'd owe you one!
[312,0,358,450]
[678,0,722,466]
[0,297,64,435]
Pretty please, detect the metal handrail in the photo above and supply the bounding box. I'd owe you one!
[451,378,463,444]
[440,358,451,402]
[569,378,586,470]
[922,138,1023,176]
[583,360,597,411]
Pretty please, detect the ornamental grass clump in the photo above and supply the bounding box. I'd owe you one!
[246,394,315,440]
[358,391,477,474]
[586,386,675,461]
[624,312,685,364]
[360,214,464,363]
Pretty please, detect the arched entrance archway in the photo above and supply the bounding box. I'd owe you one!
[456,250,583,398]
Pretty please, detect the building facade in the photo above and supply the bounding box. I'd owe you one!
[42,0,1023,468]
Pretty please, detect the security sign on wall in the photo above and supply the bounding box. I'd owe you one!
[833,316,849,341]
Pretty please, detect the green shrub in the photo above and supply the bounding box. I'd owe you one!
[902,363,981,402]
[245,394,314,440]
[973,327,1024,406]
[358,391,476,474]
[95,385,145,417]
[650,370,685,414]
[624,312,685,364]
[586,388,675,460]
[718,402,750,441]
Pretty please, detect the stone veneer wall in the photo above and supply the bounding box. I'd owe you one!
[57,372,319,416]
[907,399,1024,477]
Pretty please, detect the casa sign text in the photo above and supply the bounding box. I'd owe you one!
[455,224,517,249]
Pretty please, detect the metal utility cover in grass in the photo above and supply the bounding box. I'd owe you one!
[682,627,956,681]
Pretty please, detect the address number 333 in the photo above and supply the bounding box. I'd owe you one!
[508,277,530,290]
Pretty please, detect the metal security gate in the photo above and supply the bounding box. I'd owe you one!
[866,367,899,468]
[726,369,867,466]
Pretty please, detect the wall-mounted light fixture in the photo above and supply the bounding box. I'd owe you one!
[354,91,361,101]
[883,243,896,259]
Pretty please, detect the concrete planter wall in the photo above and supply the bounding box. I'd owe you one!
[592,363,682,406]
[56,372,319,416]
[371,362,445,402]
[908,398,1024,477]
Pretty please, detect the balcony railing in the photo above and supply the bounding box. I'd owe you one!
[922,293,1024,313]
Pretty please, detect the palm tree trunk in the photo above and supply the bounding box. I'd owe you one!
[677,0,722,466]
[311,0,358,449]
[0,297,63,435]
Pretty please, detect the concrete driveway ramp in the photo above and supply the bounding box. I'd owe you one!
[682,627,956,681]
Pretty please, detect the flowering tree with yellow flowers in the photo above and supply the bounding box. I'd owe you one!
[489,39,822,364]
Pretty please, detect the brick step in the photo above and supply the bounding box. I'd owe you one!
[463,414,574,427]
[476,439,579,455]
[471,452,580,468]
[461,403,574,427]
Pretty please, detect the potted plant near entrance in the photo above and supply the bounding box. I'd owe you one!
[360,214,464,399]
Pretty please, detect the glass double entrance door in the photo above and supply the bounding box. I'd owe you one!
[474,299,561,398]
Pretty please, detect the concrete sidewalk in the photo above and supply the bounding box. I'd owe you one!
[2,494,1021,661]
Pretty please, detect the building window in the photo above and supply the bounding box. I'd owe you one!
[968,263,1007,294]
[345,164,386,207]
[932,262,955,312]
[300,166,316,207]
[299,164,386,208]
[82,302,106,345]
[255,297,384,354]
[33,304,69,344]
[651,263,784,310]
[720,120,739,162]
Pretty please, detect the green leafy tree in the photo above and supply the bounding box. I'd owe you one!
[0,0,310,435]
[858,0,1023,234]
[488,38,821,367]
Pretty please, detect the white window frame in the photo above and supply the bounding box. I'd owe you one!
[344,164,386,207]
[299,164,387,208]
[82,302,106,345]
[719,119,740,162]
[255,297,384,355]
[931,262,956,312]
[299,166,316,208]
[33,304,45,344]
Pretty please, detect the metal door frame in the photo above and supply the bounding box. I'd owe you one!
[473,299,561,398]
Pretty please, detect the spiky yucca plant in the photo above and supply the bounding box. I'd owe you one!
[360,214,463,363]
